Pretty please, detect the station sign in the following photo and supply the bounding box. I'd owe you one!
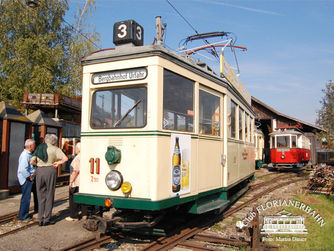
[92,67,147,84]
[113,20,144,46]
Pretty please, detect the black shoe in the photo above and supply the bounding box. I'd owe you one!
[38,222,43,226]
[44,220,56,226]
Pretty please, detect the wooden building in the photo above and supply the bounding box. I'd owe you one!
[251,97,324,165]
[0,101,32,192]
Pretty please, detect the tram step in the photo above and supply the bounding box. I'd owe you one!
[190,198,230,214]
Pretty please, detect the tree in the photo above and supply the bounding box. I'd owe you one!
[316,80,334,149]
[0,0,99,110]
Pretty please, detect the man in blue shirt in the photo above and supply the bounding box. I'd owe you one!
[17,139,36,221]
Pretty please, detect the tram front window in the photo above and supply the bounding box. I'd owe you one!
[90,87,147,129]
[277,136,290,148]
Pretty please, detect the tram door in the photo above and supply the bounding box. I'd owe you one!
[197,89,223,191]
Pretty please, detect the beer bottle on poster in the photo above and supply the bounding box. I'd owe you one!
[172,137,181,192]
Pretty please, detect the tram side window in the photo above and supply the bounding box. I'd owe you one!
[271,136,275,148]
[163,70,194,132]
[199,90,220,136]
[230,101,237,138]
[245,114,250,142]
[291,136,297,148]
[90,86,147,129]
[277,136,290,148]
[239,108,244,140]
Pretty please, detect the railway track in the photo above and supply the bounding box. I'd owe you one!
[59,173,306,251]
[142,174,306,251]
[0,196,69,238]
[250,173,292,190]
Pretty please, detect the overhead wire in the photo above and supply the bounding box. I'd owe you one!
[166,0,219,60]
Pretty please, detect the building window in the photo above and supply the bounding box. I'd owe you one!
[163,70,194,132]
[230,101,236,138]
[239,108,243,140]
[199,90,220,136]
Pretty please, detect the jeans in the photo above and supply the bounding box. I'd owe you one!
[18,179,32,220]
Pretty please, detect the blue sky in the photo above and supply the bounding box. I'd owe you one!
[68,0,334,125]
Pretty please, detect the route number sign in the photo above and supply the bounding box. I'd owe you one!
[113,20,144,46]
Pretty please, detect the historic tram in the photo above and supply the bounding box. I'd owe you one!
[268,127,311,170]
[255,129,265,169]
[75,20,255,232]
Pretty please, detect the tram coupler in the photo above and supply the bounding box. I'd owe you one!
[83,216,112,234]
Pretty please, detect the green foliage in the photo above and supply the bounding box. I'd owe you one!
[0,0,99,110]
[316,80,334,149]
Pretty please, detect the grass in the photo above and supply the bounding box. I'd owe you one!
[262,194,334,251]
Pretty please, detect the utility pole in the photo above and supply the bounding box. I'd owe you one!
[156,16,163,45]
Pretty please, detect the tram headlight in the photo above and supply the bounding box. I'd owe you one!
[105,170,123,191]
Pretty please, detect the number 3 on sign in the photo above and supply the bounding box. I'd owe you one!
[117,24,127,38]
[136,26,142,40]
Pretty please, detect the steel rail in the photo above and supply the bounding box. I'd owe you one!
[223,177,305,218]
[59,235,113,251]
[0,196,68,225]
[141,176,306,251]
[250,173,292,190]
[0,196,69,238]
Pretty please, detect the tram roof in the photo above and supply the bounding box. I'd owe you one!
[81,45,254,115]
[269,129,303,136]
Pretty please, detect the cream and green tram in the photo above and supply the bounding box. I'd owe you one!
[75,38,255,231]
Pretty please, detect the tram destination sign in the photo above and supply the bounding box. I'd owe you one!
[92,67,147,84]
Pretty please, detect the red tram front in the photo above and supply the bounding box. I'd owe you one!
[268,128,311,169]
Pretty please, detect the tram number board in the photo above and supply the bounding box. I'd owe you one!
[92,68,147,84]
[113,20,144,46]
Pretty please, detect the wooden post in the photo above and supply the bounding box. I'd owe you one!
[251,206,260,250]
[57,127,63,177]
[0,120,10,189]
[40,125,46,139]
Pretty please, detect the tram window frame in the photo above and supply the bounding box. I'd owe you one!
[90,86,147,129]
[239,107,244,141]
[277,135,290,148]
[271,136,276,148]
[230,100,237,138]
[163,69,194,132]
[245,114,249,142]
[291,135,297,148]
[199,89,220,136]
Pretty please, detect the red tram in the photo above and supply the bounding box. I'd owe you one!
[268,127,311,169]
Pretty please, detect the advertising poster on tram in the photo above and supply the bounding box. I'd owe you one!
[170,133,191,196]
